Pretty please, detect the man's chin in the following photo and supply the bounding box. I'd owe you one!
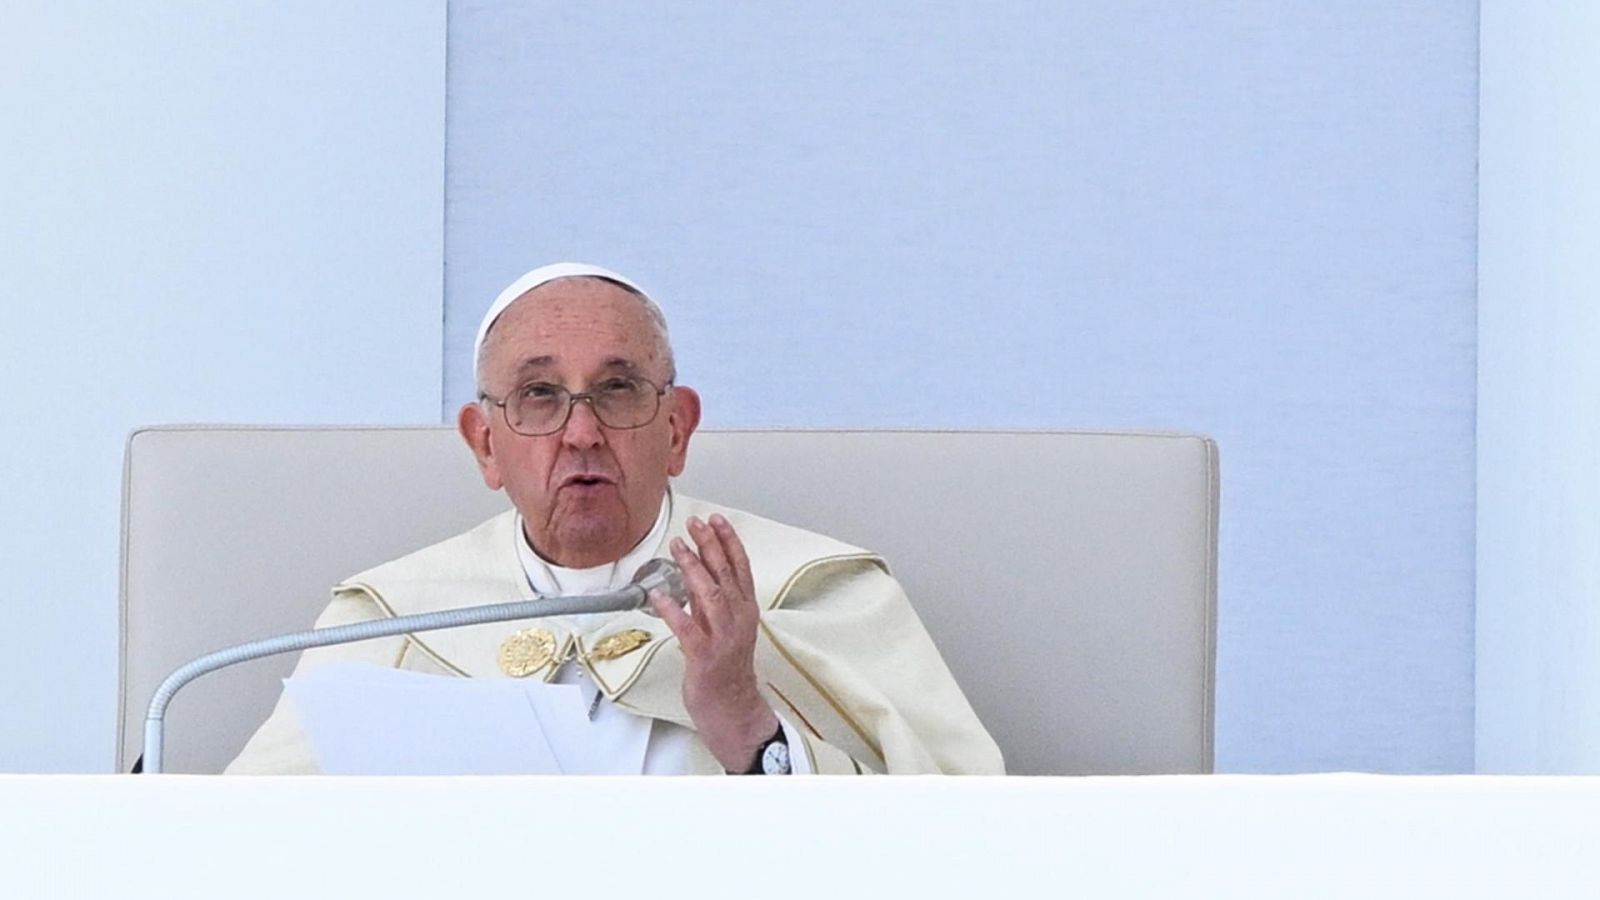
[544,509,632,566]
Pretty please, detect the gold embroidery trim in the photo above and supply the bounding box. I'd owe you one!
[764,552,889,611]
[590,628,652,662]
[585,636,676,700]
[498,628,556,677]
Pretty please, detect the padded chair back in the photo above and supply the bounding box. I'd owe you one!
[120,426,1217,775]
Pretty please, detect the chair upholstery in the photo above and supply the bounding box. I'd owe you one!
[119,426,1218,775]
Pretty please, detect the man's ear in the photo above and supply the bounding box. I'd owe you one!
[665,385,701,477]
[457,401,504,490]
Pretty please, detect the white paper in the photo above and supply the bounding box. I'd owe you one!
[284,662,647,776]
[534,676,651,776]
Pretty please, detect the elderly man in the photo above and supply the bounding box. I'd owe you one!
[228,263,1002,775]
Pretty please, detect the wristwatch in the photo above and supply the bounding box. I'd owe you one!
[742,723,791,775]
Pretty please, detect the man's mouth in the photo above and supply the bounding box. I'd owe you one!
[561,474,616,489]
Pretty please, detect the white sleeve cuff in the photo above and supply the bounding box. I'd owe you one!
[775,713,813,775]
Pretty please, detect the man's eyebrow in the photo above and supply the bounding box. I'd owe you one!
[512,356,556,377]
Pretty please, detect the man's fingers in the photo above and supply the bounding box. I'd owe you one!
[709,514,757,602]
[649,588,701,650]
[670,536,724,632]
[688,516,740,600]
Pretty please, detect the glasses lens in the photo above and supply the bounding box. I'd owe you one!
[507,383,570,435]
[590,377,660,429]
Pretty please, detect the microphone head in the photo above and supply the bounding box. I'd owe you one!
[631,558,688,615]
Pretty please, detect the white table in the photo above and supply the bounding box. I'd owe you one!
[3,774,1597,899]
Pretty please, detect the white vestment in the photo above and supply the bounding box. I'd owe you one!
[227,493,1004,775]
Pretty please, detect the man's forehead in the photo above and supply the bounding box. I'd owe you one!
[488,293,659,359]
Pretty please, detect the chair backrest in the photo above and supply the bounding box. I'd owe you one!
[120,426,1218,775]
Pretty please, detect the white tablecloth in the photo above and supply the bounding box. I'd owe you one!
[3,774,1597,899]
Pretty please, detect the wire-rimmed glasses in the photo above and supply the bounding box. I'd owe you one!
[480,376,673,436]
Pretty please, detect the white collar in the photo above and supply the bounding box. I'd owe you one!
[515,490,673,599]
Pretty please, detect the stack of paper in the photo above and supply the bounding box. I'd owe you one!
[284,662,650,775]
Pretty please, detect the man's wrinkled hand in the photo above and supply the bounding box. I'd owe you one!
[649,513,779,772]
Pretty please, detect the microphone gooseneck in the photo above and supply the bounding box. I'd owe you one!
[142,558,687,773]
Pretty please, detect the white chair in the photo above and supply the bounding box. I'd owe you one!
[118,426,1218,775]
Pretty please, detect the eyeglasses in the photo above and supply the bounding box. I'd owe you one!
[480,376,673,437]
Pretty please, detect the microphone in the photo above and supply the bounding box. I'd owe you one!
[140,558,688,773]
[628,557,686,612]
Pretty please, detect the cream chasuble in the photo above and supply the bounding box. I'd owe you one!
[226,493,1003,776]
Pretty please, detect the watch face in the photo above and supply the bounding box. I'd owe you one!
[762,739,792,775]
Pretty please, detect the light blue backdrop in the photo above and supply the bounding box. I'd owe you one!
[1477,1,1600,773]
[442,2,1480,771]
[0,0,445,772]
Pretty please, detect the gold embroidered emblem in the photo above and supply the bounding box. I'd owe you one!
[498,628,556,677]
[590,628,652,662]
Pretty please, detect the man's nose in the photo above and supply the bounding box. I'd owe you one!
[561,397,606,448]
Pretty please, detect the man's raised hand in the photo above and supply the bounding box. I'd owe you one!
[649,514,779,772]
